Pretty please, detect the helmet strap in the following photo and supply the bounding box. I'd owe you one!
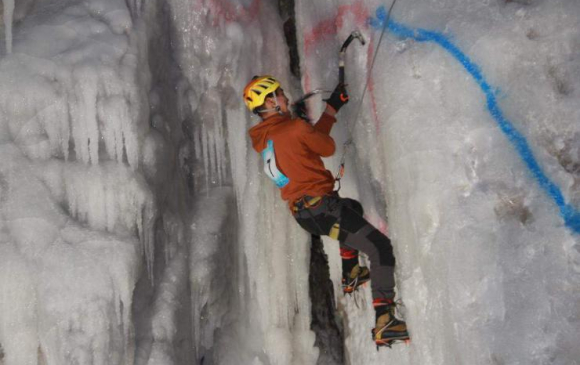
[257,94,283,115]
[273,94,284,115]
[258,106,281,114]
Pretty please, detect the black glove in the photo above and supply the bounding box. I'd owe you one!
[292,100,310,122]
[325,83,349,112]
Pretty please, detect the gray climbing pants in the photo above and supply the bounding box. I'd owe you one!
[292,193,396,300]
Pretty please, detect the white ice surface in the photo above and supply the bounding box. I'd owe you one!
[296,0,580,364]
[0,0,151,363]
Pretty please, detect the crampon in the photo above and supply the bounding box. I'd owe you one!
[372,298,410,349]
[341,265,370,294]
[373,332,411,349]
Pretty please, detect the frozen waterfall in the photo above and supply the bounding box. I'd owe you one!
[0,0,579,364]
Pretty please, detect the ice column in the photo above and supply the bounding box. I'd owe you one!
[2,0,13,53]
[165,0,320,362]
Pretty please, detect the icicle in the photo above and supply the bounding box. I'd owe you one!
[208,125,217,184]
[3,0,14,54]
[39,95,70,161]
[194,124,202,161]
[216,112,225,186]
[201,123,210,190]
[61,164,156,280]
[70,67,99,165]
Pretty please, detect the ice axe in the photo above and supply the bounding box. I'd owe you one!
[292,31,366,121]
[334,0,397,192]
[329,30,367,111]
[338,30,366,85]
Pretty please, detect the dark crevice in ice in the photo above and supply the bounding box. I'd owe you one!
[132,0,194,363]
[309,235,346,365]
[278,0,346,362]
[279,0,301,79]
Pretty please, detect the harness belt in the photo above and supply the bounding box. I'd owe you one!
[291,194,341,240]
[291,195,322,212]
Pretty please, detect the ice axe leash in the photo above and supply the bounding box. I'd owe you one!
[334,0,398,192]
[291,89,331,122]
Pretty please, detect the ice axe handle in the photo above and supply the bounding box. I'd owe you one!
[338,31,365,85]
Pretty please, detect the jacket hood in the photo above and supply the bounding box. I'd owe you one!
[248,114,288,153]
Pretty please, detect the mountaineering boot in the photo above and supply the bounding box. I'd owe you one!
[340,248,370,294]
[342,264,370,294]
[372,298,410,347]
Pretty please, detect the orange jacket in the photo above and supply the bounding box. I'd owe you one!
[248,112,337,205]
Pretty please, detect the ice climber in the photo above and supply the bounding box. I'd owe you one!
[243,75,409,347]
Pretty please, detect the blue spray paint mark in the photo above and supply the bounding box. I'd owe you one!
[371,6,580,234]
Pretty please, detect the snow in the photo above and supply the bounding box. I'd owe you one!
[0,0,579,364]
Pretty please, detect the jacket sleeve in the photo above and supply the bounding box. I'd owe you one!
[296,118,336,157]
[313,112,336,135]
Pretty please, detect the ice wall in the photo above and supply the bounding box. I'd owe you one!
[138,0,320,364]
[0,0,154,363]
[1,0,317,363]
[296,0,580,364]
[2,0,579,364]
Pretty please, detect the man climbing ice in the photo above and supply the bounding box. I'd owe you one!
[243,75,409,347]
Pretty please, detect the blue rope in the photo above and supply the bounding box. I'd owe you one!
[370,6,580,234]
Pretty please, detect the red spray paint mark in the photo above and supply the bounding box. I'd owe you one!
[196,0,261,25]
[303,1,369,56]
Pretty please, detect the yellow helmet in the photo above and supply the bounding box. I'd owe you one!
[243,75,280,112]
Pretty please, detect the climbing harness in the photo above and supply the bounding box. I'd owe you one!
[291,195,323,212]
[334,0,398,191]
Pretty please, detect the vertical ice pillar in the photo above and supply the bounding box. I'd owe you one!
[0,246,38,365]
[2,0,14,54]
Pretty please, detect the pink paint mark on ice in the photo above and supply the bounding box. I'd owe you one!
[196,0,261,25]
[366,213,389,236]
[302,0,381,131]
[303,1,369,55]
